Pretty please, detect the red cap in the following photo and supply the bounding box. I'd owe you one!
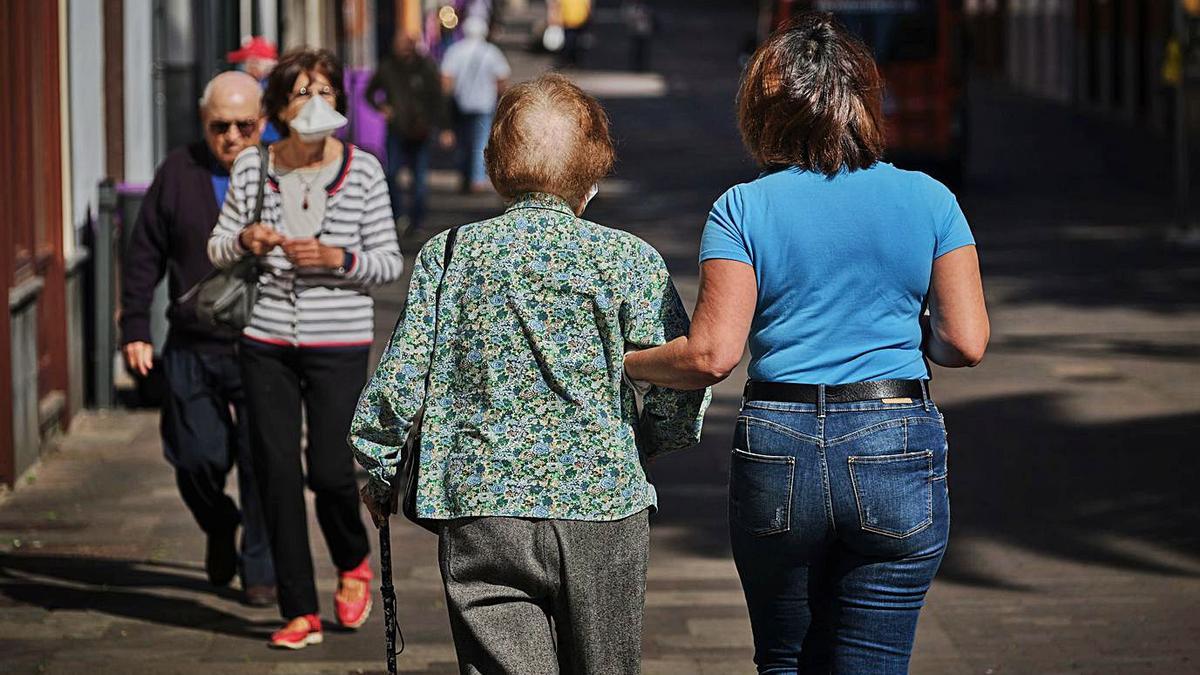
[227,36,278,63]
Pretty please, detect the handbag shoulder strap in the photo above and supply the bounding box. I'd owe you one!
[177,145,269,304]
[442,226,460,275]
[251,143,268,224]
[421,226,461,395]
[207,143,269,232]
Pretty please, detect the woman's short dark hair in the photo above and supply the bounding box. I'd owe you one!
[485,74,615,206]
[262,48,347,139]
[738,13,885,176]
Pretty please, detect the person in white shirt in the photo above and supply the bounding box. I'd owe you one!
[441,16,511,193]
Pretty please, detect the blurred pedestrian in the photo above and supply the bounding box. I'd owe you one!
[441,15,510,193]
[120,71,276,608]
[207,48,403,650]
[228,36,279,82]
[559,0,592,66]
[366,32,451,235]
[351,74,710,673]
[228,36,282,144]
[622,0,656,72]
[625,14,989,674]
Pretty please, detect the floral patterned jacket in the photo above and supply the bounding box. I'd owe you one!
[350,193,711,521]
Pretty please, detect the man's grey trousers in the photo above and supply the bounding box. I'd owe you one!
[438,509,651,674]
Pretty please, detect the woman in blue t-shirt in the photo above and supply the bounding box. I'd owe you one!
[625,13,989,674]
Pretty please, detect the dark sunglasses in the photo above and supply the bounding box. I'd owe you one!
[207,119,258,136]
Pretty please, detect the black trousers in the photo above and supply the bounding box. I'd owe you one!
[161,343,274,587]
[239,341,371,619]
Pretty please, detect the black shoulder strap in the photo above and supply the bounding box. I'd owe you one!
[420,225,462,398]
[251,144,268,224]
[177,146,269,305]
[442,225,459,270]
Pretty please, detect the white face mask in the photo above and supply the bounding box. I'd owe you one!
[288,94,347,143]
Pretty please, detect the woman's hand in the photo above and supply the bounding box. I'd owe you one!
[239,223,285,256]
[624,259,757,390]
[283,238,344,269]
[360,485,393,529]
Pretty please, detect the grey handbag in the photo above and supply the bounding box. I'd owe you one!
[182,144,269,331]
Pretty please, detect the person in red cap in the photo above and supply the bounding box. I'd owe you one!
[228,36,279,82]
[228,36,282,143]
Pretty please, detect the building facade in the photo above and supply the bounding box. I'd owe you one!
[0,1,73,490]
[0,0,420,491]
[973,0,1183,131]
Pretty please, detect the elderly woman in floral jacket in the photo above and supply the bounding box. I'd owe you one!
[350,73,709,674]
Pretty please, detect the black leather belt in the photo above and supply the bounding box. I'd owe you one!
[744,379,927,404]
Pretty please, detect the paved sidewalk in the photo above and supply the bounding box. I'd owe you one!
[4,1,1200,673]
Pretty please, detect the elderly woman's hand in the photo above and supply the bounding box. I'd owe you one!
[360,485,394,529]
[282,238,345,269]
[239,223,285,256]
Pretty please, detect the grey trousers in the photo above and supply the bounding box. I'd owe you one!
[438,509,651,675]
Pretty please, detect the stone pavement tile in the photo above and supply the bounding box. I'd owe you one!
[909,612,972,674]
[0,607,113,640]
[653,618,754,650]
[643,658,754,675]
[645,589,748,609]
[646,557,740,582]
[16,658,454,675]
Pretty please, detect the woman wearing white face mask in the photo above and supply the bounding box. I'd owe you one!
[350,74,710,673]
[207,48,403,650]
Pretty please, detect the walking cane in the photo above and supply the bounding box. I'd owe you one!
[379,520,404,674]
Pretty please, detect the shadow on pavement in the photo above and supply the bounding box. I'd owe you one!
[963,81,1200,316]
[0,554,273,640]
[976,220,1200,315]
[938,393,1200,588]
[643,389,1200,593]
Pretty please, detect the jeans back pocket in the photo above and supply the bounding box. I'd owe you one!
[729,449,795,537]
[847,451,933,538]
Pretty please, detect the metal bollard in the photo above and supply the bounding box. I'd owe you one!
[93,180,119,408]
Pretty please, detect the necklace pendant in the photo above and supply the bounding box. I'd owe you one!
[302,196,309,210]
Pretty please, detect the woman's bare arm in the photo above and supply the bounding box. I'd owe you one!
[625,259,757,390]
[627,246,987,386]
[925,245,989,367]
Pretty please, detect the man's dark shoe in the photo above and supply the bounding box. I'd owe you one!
[205,528,238,586]
[243,585,277,607]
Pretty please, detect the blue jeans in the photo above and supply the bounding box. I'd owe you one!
[457,112,493,187]
[386,134,431,230]
[729,391,950,674]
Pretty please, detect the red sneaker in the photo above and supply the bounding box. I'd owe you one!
[335,557,373,629]
[269,614,323,650]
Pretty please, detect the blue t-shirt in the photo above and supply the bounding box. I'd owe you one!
[211,172,230,207]
[261,121,282,145]
[700,162,975,385]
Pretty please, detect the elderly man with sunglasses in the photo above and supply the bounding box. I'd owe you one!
[120,71,276,607]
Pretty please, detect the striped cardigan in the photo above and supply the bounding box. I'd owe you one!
[207,143,403,348]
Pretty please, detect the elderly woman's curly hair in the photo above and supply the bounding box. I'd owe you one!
[485,74,615,206]
[738,12,885,176]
